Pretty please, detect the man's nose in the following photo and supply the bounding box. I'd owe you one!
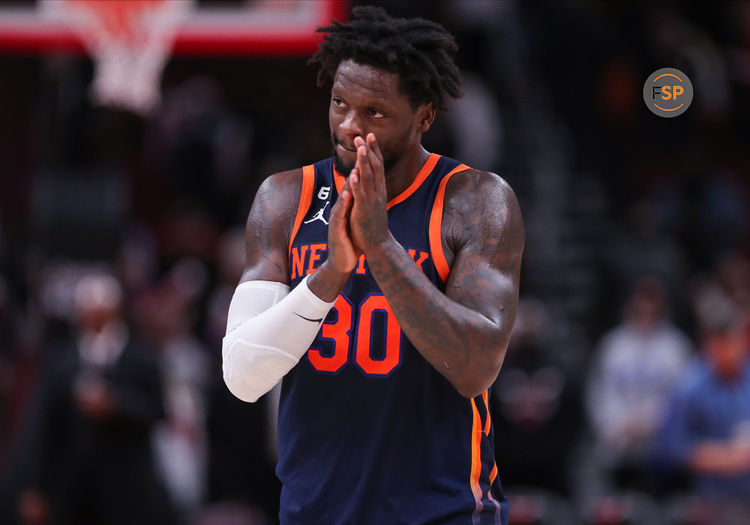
[340,110,363,137]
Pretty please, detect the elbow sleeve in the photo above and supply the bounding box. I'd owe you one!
[222,276,334,402]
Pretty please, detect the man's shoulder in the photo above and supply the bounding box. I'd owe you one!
[260,157,333,197]
[440,164,522,246]
[252,167,306,215]
[250,159,334,233]
[261,167,305,192]
[442,165,517,213]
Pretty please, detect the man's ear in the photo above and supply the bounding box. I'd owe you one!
[416,103,436,133]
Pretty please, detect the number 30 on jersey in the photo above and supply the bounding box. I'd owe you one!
[307,294,402,376]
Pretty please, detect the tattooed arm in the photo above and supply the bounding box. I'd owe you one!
[223,169,359,402]
[239,169,300,285]
[349,134,524,398]
[241,169,357,295]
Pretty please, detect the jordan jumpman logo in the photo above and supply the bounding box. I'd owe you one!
[304,201,330,226]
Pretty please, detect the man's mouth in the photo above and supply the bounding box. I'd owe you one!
[333,136,357,152]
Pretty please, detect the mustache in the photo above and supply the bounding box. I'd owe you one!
[332,136,396,173]
[332,134,357,151]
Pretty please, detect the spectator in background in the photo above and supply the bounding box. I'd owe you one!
[584,276,692,495]
[691,252,750,337]
[4,274,176,525]
[659,315,750,499]
[137,269,210,522]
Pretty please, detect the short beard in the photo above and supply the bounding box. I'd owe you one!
[333,149,353,176]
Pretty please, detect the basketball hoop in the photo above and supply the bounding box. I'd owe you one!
[42,0,192,115]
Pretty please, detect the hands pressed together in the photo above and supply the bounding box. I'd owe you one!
[326,133,392,275]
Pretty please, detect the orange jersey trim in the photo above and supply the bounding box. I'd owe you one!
[332,153,441,209]
[428,164,471,282]
[487,462,502,519]
[470,397,484,515]
[386,153,440,209]
[489,463,498,485]
[288,165,316,258]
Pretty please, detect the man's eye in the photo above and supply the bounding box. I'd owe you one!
[370,108,385,118]
[332,97,344,107]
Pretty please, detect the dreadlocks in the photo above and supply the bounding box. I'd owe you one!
[309,5,462,110]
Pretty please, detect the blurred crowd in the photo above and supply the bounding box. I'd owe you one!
[1,1,750,524]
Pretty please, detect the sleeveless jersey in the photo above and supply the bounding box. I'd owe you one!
[277,154,507,525]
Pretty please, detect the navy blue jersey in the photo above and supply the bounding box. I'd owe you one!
[277,154,507,525]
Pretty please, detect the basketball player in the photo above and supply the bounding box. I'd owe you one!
[222,6,524,524]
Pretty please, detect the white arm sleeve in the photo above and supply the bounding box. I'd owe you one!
[222,275,335,402]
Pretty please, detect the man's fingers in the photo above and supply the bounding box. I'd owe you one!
[338,190,351,222]
[331,183,350,228]
[355,137,376,195]
[366,133,386,195]
[340,177,353,203]
[351,154,368,199]
[366,133,384,166]
[347,167,359,190]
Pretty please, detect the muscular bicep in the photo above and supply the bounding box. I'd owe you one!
[240,170,302,285]
[443,171,524,334]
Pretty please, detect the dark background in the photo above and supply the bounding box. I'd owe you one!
[1,1,749,524]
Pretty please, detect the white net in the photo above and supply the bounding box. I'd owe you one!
[42,0,193,115]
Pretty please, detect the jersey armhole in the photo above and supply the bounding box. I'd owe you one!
[428,164,471,283]
[288,165,316,258]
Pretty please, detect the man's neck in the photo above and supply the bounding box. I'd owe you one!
[384,146,430,202]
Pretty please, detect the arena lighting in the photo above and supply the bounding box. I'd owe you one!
[0,0,347,56]
[0,0,348,114]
